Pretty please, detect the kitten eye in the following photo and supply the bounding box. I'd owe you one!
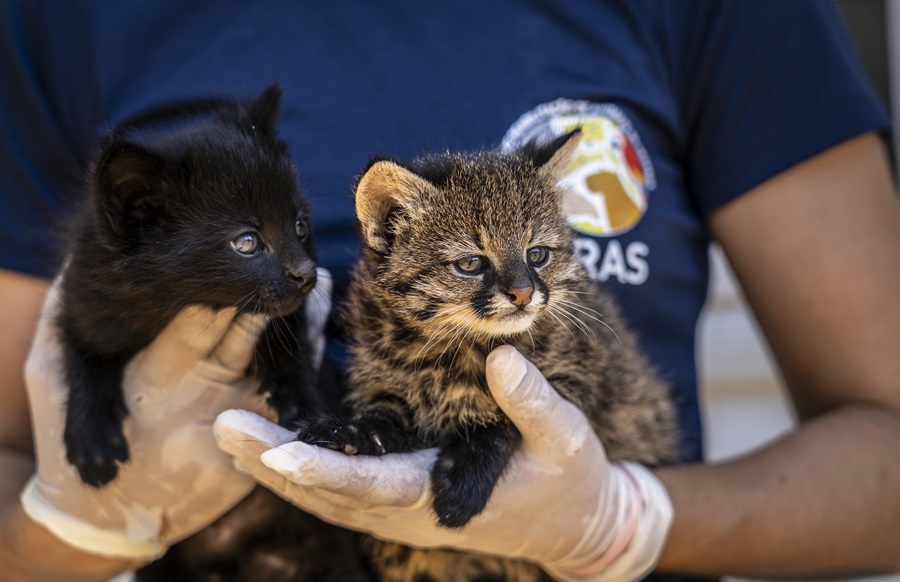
[527,246,550,267]
[454,256,486,275]
[295,218,309,240]
[230,232,262,256]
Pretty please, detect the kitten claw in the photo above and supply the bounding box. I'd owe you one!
[370,432,386,455]
[296,419,387,456]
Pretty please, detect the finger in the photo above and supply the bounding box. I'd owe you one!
[213,409,303,494]
[485,345,597,462]
[208,312,269,372]
[270,487,390,532]
[37,276,64,327]
[305,267,333,342]
[214,409,297,452]
[214,412,391,522]
[24,278,66,381]
[306,268,333,369]
[260,441,435,508]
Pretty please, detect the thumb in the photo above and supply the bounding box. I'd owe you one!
[305,268,333,342]
[208,312,269,372]
[485,345,598,463]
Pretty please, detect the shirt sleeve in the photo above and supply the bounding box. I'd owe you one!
[0,2,101,277]
[674,0,891,215]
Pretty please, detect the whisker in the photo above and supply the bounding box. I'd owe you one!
[556,299,621,344]
[416,325,457,371]
[556,298,605,320]
[545,306,577,340]
[414,309,471,370]
[525,327,536,354]
[439,314,477,370]
[549,304,595,342]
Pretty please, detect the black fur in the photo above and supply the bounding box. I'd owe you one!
[135,487,375,582]
[59,83,323,486]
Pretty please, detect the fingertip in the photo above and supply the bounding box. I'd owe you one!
[485,345,528,399]
[315,267,333,293]
[213,410,250,453]
[213,408,251,438]
[486,346,550,417]
[210,311,269,371]
[261,441,330,486]
[260,446,304,479]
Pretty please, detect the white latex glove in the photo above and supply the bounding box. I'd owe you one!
[20,268,332,560]
[215,345,673,581]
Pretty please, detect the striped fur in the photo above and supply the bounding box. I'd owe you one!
[298,133,680,581]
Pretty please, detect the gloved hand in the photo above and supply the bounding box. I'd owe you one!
[215,345,673,581]
[20,269,332,561]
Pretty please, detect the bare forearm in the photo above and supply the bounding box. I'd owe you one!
[655,404,900,577]
[0,452,142,582]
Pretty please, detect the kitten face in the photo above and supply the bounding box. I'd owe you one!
[138,145,314,316]
[356,137,584,342]
[92,86,316,317]
[390,175,578,339]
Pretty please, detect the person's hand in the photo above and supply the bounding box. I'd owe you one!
[215,345,673,581]
[19,269,331,560]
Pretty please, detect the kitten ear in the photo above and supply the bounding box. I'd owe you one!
[355,160,432,254]
[246,82,283,134]
[93,141,169,240]
[525,129,583,183]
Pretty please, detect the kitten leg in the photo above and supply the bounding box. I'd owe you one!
[62,342,130,487]
[295,401,418,456]
[255,313,323,427]
[431,418,519,529]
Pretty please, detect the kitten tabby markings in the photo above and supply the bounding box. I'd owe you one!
[297,129,680,578]
[59,84,323,487]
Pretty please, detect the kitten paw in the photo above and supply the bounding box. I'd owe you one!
[430,456,493,529]
[295,419,387,456]
[64,427,130,488]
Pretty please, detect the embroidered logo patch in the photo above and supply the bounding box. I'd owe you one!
[501,99,655,237]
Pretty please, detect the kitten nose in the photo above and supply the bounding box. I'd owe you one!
[506,286,533,307]
[287,262,317,290]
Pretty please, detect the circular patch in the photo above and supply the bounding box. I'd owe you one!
[501,99,655,237]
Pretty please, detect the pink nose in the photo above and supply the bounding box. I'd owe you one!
[507,286,533,306]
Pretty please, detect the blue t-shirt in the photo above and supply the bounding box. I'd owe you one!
[0,0,889,463]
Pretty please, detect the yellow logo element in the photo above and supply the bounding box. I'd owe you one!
[502,100,654,237]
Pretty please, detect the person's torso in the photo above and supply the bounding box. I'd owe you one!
[48,0,710,459]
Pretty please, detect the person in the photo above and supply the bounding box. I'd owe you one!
[2,1,899,580]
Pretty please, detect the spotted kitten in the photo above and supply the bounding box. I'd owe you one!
[297,131,680,581]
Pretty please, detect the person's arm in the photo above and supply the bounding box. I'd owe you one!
[0,270,141,581]
[656,132,900,576]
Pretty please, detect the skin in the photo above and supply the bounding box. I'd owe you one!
[657,132,900,575]
[0,132,898,579]
[0,270,144,581]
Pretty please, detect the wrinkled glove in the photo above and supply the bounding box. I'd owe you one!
[215,345,673,581]
[20,269,332,560]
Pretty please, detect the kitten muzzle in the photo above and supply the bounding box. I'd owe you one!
[505,286,533,307]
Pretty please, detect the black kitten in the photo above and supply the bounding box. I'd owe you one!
[59,84,322,487]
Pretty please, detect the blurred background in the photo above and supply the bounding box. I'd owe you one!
[701,2,899,580]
